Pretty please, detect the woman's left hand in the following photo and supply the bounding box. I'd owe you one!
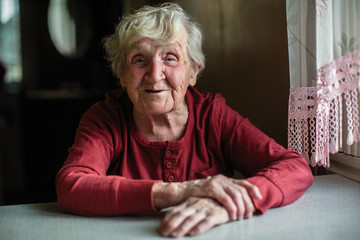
[158,197,230,238]
[153,174,262,222]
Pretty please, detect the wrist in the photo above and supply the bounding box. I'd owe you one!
[152,182,187,209]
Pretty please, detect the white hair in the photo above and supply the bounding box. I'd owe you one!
[104,2,205,79]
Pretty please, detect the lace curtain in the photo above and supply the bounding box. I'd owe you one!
[286,0,360,167]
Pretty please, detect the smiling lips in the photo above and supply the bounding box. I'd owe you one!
[146,89,163,93]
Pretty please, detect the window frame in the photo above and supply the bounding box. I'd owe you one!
[329,153,360,182]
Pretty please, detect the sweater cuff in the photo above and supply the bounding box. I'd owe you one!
[246,176,283,214]
[116,179,163,214]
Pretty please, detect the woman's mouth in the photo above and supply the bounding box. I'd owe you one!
[145,90,163,93]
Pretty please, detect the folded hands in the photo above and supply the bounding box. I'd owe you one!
[152,174,262,237]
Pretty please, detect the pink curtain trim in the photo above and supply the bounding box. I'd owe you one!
[288,49,360,167]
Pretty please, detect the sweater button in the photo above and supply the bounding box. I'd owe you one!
[165,150,172,157]
[166,162,173,169]
[168,175,175,182]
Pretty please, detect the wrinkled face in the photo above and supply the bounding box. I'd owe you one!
[121,33,198,116]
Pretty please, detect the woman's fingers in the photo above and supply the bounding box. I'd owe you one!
[211,187,238,220]
[160,202,189,233]
[187,211,227,236]
[227,179,261,219]
[233,179,263,200]
[201,175,240,220]
[198,175,260,220]
[158,197,230,238]
[237,186,256,218]
[160,199,204,237]
[169,210,206,237]
[224,184,246,220]
[223,183,257,220]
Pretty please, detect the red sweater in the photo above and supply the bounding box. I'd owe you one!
[56,86,313,216]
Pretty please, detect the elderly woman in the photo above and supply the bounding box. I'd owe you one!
[56,3,313,238]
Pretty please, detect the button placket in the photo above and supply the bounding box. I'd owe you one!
[163,148,177,182]
[167,175,175,182]
[166,161,173,169]
[165,150,172,157]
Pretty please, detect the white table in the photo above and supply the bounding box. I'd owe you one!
[1,174,360,240]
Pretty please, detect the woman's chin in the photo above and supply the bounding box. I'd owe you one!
[138,104,173,116]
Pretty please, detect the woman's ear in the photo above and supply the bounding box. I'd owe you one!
[189,63,199,86]
[119,78,125,87]
[118,66,126,87]
[119,73,126,87]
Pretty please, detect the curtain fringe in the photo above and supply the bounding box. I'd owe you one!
[288,50,360,167]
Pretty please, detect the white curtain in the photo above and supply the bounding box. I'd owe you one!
[286,0,360,167]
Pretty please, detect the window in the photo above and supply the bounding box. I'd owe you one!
[286,0,360,179]
[0,0,22,87]
[330,111,360,182]
[330,153,360,182]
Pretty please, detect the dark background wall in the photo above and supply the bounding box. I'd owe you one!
[0,0,290,205]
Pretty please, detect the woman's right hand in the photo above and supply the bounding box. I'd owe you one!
[158,197,230,238]
[152,174,262,221]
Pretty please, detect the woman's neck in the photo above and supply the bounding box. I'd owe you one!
[133,102,189,142]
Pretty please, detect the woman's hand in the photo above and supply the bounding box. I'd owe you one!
[153,174,262,221]
[158,197,230,238]
[184,175,262,220]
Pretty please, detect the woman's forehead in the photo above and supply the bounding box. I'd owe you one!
[129,37,186,53]
[128,26,188,49]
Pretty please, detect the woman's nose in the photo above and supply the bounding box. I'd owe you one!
[145,59,165,82]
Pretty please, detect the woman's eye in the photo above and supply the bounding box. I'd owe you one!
[131,56,146,67]
[165,54,178,65]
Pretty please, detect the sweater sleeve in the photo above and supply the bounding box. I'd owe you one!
[56,100,162,216]
[219,103,313,214]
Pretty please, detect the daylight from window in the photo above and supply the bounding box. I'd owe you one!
[0,0,22,85]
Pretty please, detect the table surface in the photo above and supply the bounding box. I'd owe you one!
[1,174,360,240]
